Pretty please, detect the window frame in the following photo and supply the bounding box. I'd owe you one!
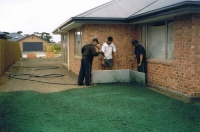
[75,28,82,57]
[141,19,174,60]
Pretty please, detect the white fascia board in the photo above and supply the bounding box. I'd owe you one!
[53,22,84,34]
[61,22,84,31]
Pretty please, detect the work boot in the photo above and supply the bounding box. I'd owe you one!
[78,83,84,86]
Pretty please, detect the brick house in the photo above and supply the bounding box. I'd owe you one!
[52,0,200,99]
[17,34,47,52]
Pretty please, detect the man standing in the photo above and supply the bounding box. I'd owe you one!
[78,38,103,86]
[131,39,147,73]
[101,36,118,70]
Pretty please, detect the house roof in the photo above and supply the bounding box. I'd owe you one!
[8,33,26,42]
[128,0,200,23]
[0,32,7,39]
[131,0,200,17]
[52,0,200,34]
[76,0,157,18]
[17,34,48,42]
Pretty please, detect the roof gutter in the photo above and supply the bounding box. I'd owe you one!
[52,18,73,34]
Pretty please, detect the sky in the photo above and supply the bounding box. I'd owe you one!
[0,0,111,42]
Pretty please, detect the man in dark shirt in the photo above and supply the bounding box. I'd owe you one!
[78,38,103,86]
[131,39,147,73]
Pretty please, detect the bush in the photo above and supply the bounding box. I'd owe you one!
[53,44,61,54]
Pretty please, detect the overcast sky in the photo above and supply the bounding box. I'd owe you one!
[0,0,111,42]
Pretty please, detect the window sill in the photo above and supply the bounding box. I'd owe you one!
[147,58,174,66]
[74,55,82,60]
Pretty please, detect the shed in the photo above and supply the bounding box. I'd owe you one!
[17,34,47,52]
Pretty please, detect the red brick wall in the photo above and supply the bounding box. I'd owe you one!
[174,14,193,95]
[69,24,136,74]
[191,13,200,96]
[147,13,200,96]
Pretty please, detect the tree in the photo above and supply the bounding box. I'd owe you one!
[17,31,22,34]
[33,32,53,43]
[33,32,39,36]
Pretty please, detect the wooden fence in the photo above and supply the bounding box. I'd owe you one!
[0,39,22,76]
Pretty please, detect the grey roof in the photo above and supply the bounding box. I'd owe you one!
[0,31,5,35]
[130,0,200,17]
[8,33,26,42]
[76,0,200,18]
[0,31,12,39]
[53,0,200,34]
[76,0,157,18]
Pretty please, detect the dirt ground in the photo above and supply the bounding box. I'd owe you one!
[0,58,90,93]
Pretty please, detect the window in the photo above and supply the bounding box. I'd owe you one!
[61,34,67,64]
[75,28,82,56]
[141,20,174,59]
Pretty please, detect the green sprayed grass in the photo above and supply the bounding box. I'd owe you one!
[0,83,200,132]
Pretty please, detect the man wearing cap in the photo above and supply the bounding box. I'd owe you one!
[131,39,147,73]
[78,38,103,86]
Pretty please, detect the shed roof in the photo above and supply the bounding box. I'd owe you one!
[17,34,47,42]
[52,0,200,34]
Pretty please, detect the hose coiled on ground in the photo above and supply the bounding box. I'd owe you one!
[9,59,77,85]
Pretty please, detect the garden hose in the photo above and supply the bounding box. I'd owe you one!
[9,59,77,85]
[9,73,77,85]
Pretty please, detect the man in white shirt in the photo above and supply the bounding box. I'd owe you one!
[101,36,118,70]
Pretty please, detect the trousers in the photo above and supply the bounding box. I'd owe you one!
[137,62,147,73]
[78,59,92,86]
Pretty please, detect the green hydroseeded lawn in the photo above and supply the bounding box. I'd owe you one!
[0,83,200,132]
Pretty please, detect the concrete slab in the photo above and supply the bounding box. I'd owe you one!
[92,70,130,83]
[92,69,145,86]
[129,70,145,86]
[0,58,85,94]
